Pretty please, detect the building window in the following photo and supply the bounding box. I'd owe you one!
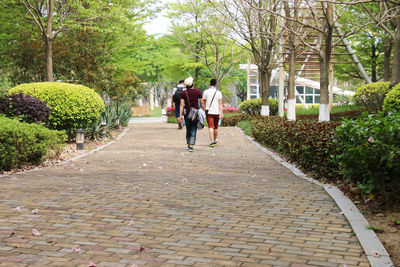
[250,85,258,95]
[306,95,313,104]
[314,96,320,103]
[306,86,314,94]
[296,86,304,94]
[250,78,258,84]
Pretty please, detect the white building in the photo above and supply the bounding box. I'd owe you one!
[239,64,354,105]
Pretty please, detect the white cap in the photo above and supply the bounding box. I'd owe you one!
[184,77,193,87]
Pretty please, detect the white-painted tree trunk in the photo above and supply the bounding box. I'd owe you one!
[260,105,270,116]
[287,99,296,121]
[318,104,330,122]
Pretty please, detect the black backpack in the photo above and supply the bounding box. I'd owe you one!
[173,85,184,102]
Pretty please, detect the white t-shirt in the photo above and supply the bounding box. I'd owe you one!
[203,87,222,115]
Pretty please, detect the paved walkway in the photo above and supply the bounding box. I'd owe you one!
[0,123,370,267]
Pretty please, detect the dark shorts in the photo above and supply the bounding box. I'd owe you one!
[207,114,219,129]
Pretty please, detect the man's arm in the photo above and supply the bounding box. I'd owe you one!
[218,98,223,118]
[200,98,206,110]
[179,98,185,122]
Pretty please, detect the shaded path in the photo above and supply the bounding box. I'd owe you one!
[0,123,370,266]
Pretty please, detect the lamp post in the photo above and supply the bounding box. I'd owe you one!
[115,116,120,130]
[100,122,107,139]
[76,129,85,150]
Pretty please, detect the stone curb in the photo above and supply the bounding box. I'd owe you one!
[0,127,130,179]
[236,126,394,267]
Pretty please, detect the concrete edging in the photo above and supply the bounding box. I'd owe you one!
[0,127,130,179]
[235,126,394,267]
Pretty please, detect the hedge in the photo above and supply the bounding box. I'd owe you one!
[0,116,67,171]
[8,82,105,133]
[251,117,340,180]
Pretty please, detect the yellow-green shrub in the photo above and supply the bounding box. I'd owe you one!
[383,83,400,112]
[8,82,105,131]
[353,82,390,113]
[239,98,278,115]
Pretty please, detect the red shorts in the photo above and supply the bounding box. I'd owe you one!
[207,114,219,129]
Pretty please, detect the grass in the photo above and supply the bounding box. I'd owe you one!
[149,106,162,117]
[366,225,384,232]
[237,120,252,136]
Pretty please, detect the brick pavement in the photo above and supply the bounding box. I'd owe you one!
[0,123,370,266]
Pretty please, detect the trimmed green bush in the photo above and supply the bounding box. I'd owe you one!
[334,111,400,202]
[0,116,67,171]
[239,98,278,115]
[8,82,105,132]
[353,82,390,113]
[383,83,400,112]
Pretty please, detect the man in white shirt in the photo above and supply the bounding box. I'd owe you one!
[201,79,223,147]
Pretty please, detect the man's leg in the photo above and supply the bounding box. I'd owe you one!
[208,128,215,142]
[214,128,218,142]
[175,102,182,129]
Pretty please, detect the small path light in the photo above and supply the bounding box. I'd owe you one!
[115,116,120,130]
[76,129,85,150]
[100,122,107,138]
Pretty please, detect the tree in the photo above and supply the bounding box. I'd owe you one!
[358,0,400,86]
[0,0,155,81]
[211,0,280,116]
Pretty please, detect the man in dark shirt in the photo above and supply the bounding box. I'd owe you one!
[179,77,205,152]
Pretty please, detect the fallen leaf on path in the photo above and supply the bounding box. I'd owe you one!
[88,261,97,267]
[372,250,380,257]
[15,207,21,213]
[182,179,187,183]
[32,229,41,236]
[129,220,135,226]
[72,247,81,253]
[31,209,39,214]
[9,232,15,237]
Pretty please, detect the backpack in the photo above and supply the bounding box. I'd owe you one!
[173,85,184,102]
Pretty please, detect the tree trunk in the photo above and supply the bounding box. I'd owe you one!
[45,0,54,82]
[318,2,333,122]
[287,49,296,121]
[259,68,271,116]
[319,54,330,122]
[371,42,377,82]
[384,36,393,82]
[46,38,54,82]
[391,18,400,87]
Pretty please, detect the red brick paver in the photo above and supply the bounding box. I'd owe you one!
[0,123,370,266]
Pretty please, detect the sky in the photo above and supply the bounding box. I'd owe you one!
[143,0,173,36]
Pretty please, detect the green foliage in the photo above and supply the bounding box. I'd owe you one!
[366,225,383,232]
[252,117,341,180]
[238,98,278,115]
[84,101,132,140]
[395,219,400,225]
[116,102,133,127]
[383,83,400,112]
[334,111,400,203]
[0,116,66,171]
[353,82,391,113]
[9,82,105,133]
